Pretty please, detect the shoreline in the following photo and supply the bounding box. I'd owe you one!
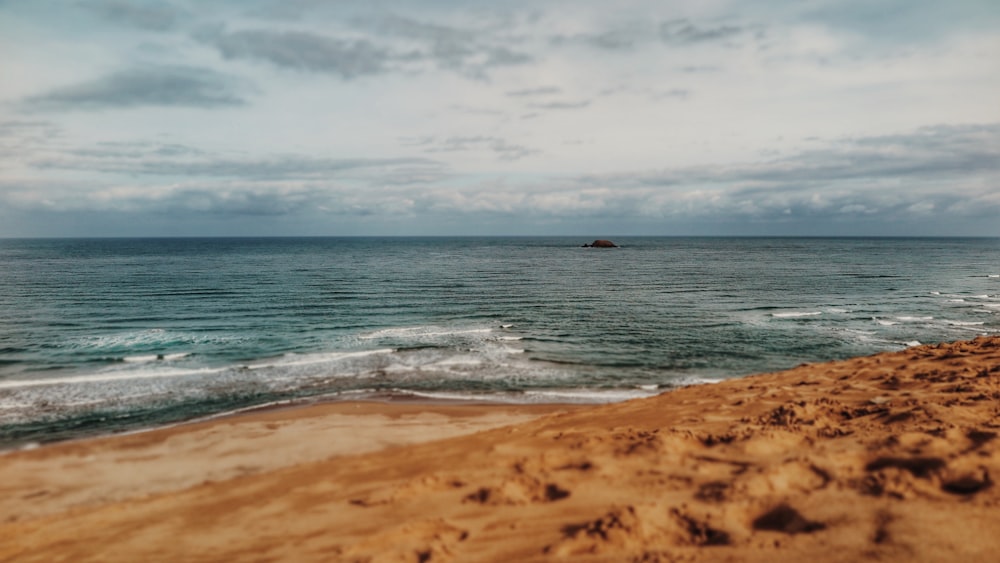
[3,337,1000,561]
[0,386,661,454]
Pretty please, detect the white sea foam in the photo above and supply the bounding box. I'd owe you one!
[944,320,985,326]
[873,318,898,326]
[497,335,523,341]
[254,348,395,369]
[380,363,415,375]
[522,389,659,402]
[393,390,494,402]
[930,291,941,295]
[359,326,492,340]
[499,324,514,328]
[73,330,240,351]
[122,352,190,363]
[825,308,851,314]
[771,311,822,318]
[678,376,725,386]
[428,357,486,368]
[906,341,922,347]
[946,299,966,303]
[0,366,225,389]
[989,274,999,278]
[122,355,160,363]
[364,386,663,405]
[895,316,933,321]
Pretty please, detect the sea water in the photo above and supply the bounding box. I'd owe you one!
[1,237,998,446]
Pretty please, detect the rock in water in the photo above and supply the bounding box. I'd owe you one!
[582,239,618,248]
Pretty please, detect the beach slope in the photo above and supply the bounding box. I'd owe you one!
[2,337,999,562]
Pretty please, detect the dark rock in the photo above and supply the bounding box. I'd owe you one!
[752,504,825,534]
[582,239,617,248]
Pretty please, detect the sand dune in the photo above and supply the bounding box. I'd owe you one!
[2,337,1000,562]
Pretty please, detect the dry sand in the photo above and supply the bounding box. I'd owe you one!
[2,336,999,562]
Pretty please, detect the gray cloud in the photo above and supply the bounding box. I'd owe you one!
[264,125,995,228]
[550,18,747,52]
[23,65,248,110]
[10,131,442,183]
[448,104,505,117]
[566,123,1000,224]
[82,0,182,31]
[551,29,641,51]
[0,175,451,224]
[740,124,1000,185]
[660,19,743,44]
[373,165,451,186]
[600,124,1000,187]
[528,100,590,110]
[650,89,690,100]
[800,0,1000,47]
[505,86,561,97]
[33,151,440,180]
[678,65,720,73]
[601,86,690,101]
[366,13,477,44]
[0,119,61,142]
[364,14,533,75]
[198,28,390,79]
[419,136,540,161]
[163,186,328,216]
[0,120,62,164]
[483,46,532,67]
[4,123,997,235]
[397,136,435,147]
[198,14,533,80]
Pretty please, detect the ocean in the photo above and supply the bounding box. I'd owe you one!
[1,237,998,447]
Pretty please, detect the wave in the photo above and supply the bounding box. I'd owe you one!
[122,352,190,363]
[521,388,661,403]
[358,326,493,340]
[392,388,662,404]
[0,366,226,390]
[0,327,534,395]
[71,329,237,349]
[771,312,822,318]
[246,348,395,370]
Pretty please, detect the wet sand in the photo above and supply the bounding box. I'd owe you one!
[2,336,999,562]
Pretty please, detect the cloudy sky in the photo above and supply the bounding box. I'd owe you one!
[1,0,998,237]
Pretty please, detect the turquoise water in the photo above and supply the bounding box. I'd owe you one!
[1,237,998,446]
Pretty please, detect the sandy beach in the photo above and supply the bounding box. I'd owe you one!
[2,336,999,562]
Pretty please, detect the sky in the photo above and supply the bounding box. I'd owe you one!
[1,0,998,237]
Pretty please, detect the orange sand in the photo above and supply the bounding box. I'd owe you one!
[2,337,999,562]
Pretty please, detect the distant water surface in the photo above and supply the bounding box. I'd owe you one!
[1,237,998,446]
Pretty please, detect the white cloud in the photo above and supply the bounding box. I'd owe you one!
[1,0,999,236]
